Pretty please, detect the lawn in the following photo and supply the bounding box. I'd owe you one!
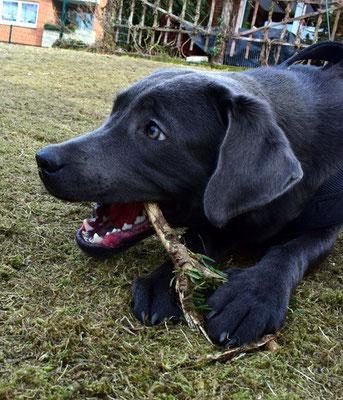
[0,43,342,400]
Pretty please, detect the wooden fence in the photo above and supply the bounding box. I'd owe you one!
[102,0,343,66]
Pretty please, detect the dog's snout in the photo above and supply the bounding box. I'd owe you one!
[36,147,62,174]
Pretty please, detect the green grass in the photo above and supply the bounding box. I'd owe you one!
[0,43,342,400]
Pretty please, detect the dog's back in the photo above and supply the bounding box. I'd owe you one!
[245,42,343,182]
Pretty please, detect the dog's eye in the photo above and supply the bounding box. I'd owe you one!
[145,123,166,141]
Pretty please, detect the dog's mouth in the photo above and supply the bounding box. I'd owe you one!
[76,202,154,258]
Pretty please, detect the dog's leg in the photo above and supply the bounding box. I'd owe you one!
[205,224,342,346]
[131,227,234,325]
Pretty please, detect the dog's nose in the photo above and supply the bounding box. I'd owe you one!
[36,148,62,174]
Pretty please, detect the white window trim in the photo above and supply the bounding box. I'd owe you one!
[0,0,39,29]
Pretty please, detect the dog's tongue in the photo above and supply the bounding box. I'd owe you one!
[109,203,144,228]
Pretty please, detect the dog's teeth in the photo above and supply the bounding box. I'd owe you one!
[83,219,94,232]
[134,215,145,225]
[122,223,132,231]
[82,231,95,244]
[111,228,121,233]
[93,233,103,244]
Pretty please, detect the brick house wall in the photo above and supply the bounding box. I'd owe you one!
[0,0,55,45]
[0,0,105,46]
[93,0,106,40]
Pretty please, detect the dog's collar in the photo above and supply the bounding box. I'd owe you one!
[291,166,343,231]
[315,166,343,197]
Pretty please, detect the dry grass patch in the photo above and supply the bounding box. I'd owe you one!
[0,43,342,400]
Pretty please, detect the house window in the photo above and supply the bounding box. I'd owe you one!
[75,13,93,31]
[0,0,38,28]
[66,10,94,32]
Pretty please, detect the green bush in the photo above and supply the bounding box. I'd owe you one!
[44,24,61,31]
[44,23,77,33]
[52,38,88,50]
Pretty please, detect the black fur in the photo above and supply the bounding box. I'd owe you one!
[36,42,343,346]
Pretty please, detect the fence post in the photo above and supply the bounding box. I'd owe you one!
[59,0,67,39]
[212,0,242,64]
[8,24,13,44]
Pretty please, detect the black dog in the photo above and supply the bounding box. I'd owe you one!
[36,41,343,346]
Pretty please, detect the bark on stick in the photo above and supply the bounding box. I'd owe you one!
[144,202,226,343]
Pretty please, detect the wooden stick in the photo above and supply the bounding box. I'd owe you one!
[245,0,259,59]
[313,0,324,44]
[144,202,227,343]
[229,0,245,57]
[190,0,202,51]
[114,0,123,44]
[274,1,292,64]
[204,0,216,53]
[260,0,275,66]
[138,3,146,46]
[127,0,136,44]
[195,334,278,363]
[163,0,174,45]
[294,6,306,48]
[331,8,341,41]
[150,0,160,47]
[176,0,187,51]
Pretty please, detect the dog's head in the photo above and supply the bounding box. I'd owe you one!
[36,69,302,257]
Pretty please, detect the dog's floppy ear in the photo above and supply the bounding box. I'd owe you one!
[204,94,303,228]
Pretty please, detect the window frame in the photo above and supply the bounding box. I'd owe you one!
[0,0,39,28]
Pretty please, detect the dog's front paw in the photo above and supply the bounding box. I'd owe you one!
[205,266,289,346]
[131,261,182,325]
